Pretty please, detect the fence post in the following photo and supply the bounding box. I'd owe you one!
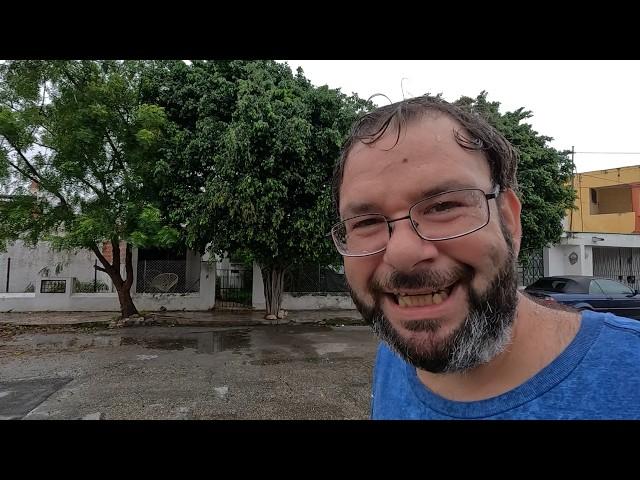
[5,257,9,293]
[94,259,98,292]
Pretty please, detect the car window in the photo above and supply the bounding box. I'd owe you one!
[528,278,577,292]
[593,279,634,295]
[588,281,605,295]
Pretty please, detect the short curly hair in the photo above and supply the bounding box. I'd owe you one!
[332,95,519,214]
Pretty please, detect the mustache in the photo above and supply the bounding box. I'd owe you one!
[370,264,474,294]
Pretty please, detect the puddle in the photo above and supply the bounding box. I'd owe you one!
[121,329,251,354]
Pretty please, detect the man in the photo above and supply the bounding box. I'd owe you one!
[330,95,640,419]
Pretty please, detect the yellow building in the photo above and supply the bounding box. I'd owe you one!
[567,165,640,234]
[539,165,640,291]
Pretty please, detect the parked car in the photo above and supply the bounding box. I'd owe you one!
[524,275,640,320]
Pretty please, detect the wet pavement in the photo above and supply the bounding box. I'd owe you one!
[0,309,365,327]
[0,323,379,420]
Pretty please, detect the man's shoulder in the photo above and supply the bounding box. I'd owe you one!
[584,310,640,339]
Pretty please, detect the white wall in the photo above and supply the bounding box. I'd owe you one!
[251,263,355,311]
[185,249,202,290]
[542,231,640,277]
[544,244,593,277]
[0,241,111,293]
[0,258,216,312]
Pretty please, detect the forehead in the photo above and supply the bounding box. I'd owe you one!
[339,115,492,216]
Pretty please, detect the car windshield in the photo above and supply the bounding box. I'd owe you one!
[527,278,582,293]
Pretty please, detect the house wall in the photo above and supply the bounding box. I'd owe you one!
[544,231,640,278]
[251,263,355,311]
[0,241,111,293]
[0,241,216,312]
[569,165,640,233]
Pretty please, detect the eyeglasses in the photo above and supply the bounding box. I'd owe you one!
[331,186,501,257]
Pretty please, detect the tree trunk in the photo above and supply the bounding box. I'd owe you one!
[91,241,139,319]
[261,265,286,318]
[116,283,138,318]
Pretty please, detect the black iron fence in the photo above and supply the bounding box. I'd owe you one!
[136,260,200,294]
[284,264,348,293]
[216,267,253,309]
[518,250,545,287]
[40,279,66,293]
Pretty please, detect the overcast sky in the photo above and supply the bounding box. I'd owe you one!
[280,60,640,173]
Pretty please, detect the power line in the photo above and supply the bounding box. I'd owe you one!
[578,173,628,185]
[574,151,640,155]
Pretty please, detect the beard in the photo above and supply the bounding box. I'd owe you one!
[347,232,519,374]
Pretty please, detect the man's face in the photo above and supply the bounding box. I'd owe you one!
[339,115,522,373]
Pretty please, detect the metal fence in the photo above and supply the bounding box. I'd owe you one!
[136,260,200,294]
[517,250,545,287]
[593,246,640,291]
[284,264,349,293]
[40,279,66,293]
[215,267,253,309]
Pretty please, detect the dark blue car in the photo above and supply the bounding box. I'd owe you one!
[525,275,640,320]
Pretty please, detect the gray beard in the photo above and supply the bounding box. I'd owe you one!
[347,237,518,374]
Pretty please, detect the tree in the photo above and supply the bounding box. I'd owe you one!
[147,61,371,317]
[0,60,179,318]
[454,92,576,262]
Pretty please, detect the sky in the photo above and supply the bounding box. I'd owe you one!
[279,60,640,173]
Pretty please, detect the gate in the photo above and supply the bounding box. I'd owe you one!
[593,246,640,291]
[215,267,253,310]
[517,250,544,287]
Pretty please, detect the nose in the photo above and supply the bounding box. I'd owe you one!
[382,217,440,272]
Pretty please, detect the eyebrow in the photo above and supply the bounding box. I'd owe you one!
[342,202,382,218]
[417,181,485,201]
[341,180,488,218]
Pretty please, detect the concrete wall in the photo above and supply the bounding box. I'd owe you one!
[543,231,640,278]
[251,263,355,311]
[0,260,216,313]
[282,292,355,310]
[0,241,111,293]
[582,211,636,234]
[544,244,593,277]
[598,186,632,214]
[185,250,202,290]
[569,165,640,233]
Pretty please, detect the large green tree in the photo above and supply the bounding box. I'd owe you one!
[147,61,370,317]
[0,60,179,317]
[455,92,576,262]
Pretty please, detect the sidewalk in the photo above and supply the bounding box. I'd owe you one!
[0,309,365,327]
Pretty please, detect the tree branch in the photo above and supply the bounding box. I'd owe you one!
[105,131,126,171]
[123,243,134,290]
[111,238,121,271]
[90,244,112,272]
[5,141,69,207]
[77,176,105,199]
[6,158,40,186]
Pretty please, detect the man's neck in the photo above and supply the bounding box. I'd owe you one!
[416,293,582,402]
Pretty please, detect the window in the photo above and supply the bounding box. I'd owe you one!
[593,279,633,295]
[529,278,574,292]
[588,281,605,295]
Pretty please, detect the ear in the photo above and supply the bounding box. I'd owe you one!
[497,188,522,252]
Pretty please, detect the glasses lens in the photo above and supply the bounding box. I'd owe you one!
[411,189,489,240]
[333,214,389,256]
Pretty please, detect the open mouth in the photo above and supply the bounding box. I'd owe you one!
[388,283,456,308]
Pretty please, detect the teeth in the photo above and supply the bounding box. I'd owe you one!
[396,289,450,308]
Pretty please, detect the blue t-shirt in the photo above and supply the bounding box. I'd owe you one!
[371,310,640,419]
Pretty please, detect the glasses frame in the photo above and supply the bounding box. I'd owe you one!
[331,186,501,257]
